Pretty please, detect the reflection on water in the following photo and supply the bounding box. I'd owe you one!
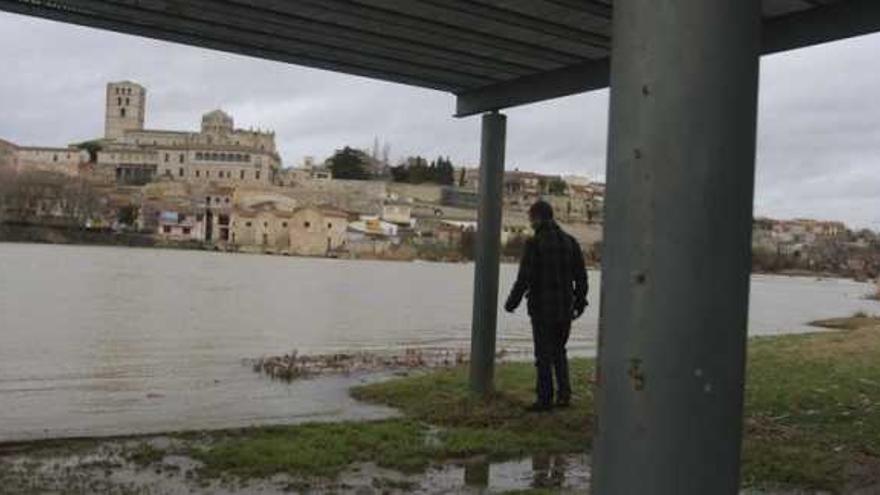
[1,242,879,441]
[462,454,580,491]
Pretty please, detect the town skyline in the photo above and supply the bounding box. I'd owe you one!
[2,12,880,228]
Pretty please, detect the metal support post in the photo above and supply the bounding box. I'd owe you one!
[469,110,507,396]
[591,1,762,493]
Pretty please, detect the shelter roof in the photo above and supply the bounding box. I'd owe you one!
[3,1,876,115]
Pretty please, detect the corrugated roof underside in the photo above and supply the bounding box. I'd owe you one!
[0,0,848,94]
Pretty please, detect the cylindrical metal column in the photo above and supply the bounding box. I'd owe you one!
[591,1,762,494]
[469,111,507,396]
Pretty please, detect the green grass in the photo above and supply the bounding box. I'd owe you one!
[191,421,434,478]
[9,318,874,492]
[741,324,880,491]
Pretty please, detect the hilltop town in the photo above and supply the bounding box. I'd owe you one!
[0,81,878,278]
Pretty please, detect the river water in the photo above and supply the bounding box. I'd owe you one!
[1,242,878,442]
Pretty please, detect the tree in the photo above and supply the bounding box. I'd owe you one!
[0,171,99,226]
[433,156,455,185]
[325,146,371,180]
[391,155,456,185]
[74,140,103,163]
[548,178,568,196]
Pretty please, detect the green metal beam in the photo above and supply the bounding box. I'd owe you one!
[456,0,880,116]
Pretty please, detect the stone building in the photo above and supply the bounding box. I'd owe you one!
[0,138,88,177]
[288,207,349,256]
[97,81,281,187]
[15,147,87,177]
[231,204,293,250]
[230,203,348,256]
[0,139,17,170]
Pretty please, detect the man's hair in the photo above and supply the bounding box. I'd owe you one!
[529,200,554,221]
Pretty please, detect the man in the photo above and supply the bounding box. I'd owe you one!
[505,200,588,412]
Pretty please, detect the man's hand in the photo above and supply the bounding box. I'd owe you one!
[504,299,518,313]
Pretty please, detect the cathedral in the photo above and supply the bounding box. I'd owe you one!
[98,81,281,186]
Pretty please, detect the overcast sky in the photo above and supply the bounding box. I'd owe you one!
[1,12,878,229]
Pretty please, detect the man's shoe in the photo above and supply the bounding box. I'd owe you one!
[525,402,552,413]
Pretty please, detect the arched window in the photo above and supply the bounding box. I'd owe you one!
[117,97,122,105]
[120,108,126,117]
[125,97,130,105]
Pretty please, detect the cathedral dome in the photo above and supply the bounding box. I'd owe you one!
[201,109,234,134]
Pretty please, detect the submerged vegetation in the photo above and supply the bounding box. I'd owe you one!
[4,318,880,492]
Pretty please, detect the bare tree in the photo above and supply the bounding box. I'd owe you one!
[382,141,391,167]
[372,136,380,161]
[0,171,101,227]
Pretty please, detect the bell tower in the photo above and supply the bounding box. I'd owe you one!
[105,81,146,140]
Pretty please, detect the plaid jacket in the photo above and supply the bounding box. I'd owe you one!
[505,221,588,323]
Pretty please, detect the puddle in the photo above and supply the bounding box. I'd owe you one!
[0,443,841,494]
[0,439,591,495]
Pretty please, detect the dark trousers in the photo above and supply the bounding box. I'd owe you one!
[531,318,572,405]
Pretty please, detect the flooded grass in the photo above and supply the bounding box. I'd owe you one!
[5,323,880,493]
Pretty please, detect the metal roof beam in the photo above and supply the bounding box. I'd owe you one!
[456,0,880,116]
[455,58,610,117]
